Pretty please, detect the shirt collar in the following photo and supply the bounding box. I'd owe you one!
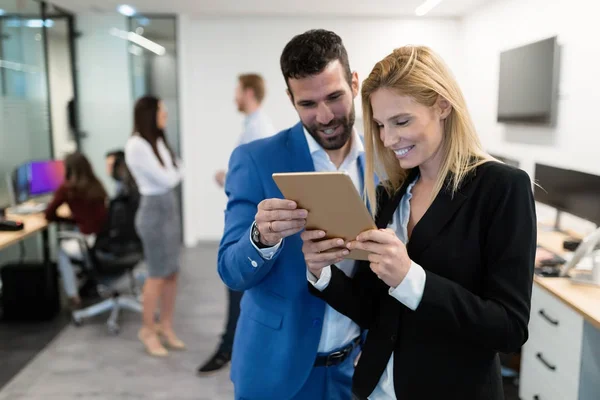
[244,109,262,123]
[302,126,365,160]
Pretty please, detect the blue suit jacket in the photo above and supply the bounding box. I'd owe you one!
[218,121,366,399]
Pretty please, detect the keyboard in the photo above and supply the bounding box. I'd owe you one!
[10,203,47,215]
[535,246,566,277]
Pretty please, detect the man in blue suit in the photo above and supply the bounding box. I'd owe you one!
[218,29,366,400]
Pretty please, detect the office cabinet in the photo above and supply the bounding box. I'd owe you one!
[520,284,583,400]
[520,282,600,400]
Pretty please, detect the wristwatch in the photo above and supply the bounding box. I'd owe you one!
[251,222,270,249]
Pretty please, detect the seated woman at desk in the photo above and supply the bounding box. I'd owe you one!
[301,46,537,399]
[45,152,108,308]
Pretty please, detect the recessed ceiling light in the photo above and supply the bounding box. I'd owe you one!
[415,0,443,17]
[117,4,136,17]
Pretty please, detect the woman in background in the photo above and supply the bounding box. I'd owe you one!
[301,46,536,399]
[45,152,108,308]
[105,149,139,200]
[125,96,184,357]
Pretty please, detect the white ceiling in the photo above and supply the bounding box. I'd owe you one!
[48,0,499,18]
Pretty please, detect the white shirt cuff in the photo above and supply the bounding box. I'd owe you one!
[389,261,426,310]
[248,223,282,260]
[307,266,332,291]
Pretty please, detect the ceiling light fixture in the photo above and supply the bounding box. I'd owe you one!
[117,4,136,17]
[110,28,165,56]
[415,0,443,16]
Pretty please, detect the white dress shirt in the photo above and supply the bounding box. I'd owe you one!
[252,127,364,353]
[125,135,182,196]
[237,109,276,146]
[310,176,427,399]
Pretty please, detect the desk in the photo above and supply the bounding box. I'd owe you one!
[519,228,600,400]
[0,204,71,259]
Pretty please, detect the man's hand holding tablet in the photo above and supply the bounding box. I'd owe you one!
[254,199,308,247]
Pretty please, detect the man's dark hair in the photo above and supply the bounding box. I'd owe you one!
[280,29,351,97]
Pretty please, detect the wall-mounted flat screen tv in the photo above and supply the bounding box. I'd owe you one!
[497,36,560,126]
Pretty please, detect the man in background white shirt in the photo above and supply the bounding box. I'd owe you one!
[200,73,275,375]
[214,74,275,187]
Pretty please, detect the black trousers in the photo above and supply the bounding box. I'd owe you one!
[218,287,243,353]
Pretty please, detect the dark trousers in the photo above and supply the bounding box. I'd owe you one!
[218,287,243,353]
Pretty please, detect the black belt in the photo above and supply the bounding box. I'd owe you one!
[314,336,361,367]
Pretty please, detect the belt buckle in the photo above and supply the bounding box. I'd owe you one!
[326,348,348,367]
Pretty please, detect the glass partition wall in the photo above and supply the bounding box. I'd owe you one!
[0,0,51,207]
[0,0,76,264]
[0,0,76,206]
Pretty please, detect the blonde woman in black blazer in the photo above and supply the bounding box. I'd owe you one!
[301,46,536,400]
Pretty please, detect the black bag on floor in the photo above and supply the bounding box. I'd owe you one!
[0,262,60,321]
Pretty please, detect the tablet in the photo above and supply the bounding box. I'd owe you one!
[272,171,376,261]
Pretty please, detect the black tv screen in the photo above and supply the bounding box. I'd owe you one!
[497,36,560,125]
[534,163,600,225]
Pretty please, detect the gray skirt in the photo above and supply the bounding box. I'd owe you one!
[135,190,181,278]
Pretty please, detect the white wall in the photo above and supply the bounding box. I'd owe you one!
[76,14,133,196]
[48,32,76,159]
[459,0,600,181]
[179,16,463,244]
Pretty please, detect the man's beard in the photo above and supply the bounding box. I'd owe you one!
[304,105,355,151]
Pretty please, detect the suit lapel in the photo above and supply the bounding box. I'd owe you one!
[287,122,315,173]
[407,179,468,259]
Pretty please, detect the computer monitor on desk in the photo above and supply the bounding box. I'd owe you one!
[534,163,600,231]
[28,160,65,199]
[6,160,65,213]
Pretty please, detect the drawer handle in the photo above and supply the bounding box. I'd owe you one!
[538,309,559,326]
[533,396,541,400]
[536,352,556,371]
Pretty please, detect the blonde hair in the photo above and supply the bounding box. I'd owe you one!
[362,45,491,215]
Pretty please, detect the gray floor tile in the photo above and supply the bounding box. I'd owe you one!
[0,243,235,400]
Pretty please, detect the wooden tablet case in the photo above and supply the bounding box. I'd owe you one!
[272,172,376,261]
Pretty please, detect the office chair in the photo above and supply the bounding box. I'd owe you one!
[58,195,144,334]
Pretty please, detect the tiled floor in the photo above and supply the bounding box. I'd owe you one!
[0,242,521,399]
[0,243,234,399]
[0,315,69,391]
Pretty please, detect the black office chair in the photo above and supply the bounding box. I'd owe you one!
[58,194,144,334]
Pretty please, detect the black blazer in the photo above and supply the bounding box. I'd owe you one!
[309,161,537,400]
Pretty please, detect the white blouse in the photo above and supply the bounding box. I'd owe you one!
[125,135,182,196]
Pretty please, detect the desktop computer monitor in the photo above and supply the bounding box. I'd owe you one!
[8,160,65,205]
[14,164,30,204]
[28,160,65,198]
[534,163,600,227]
